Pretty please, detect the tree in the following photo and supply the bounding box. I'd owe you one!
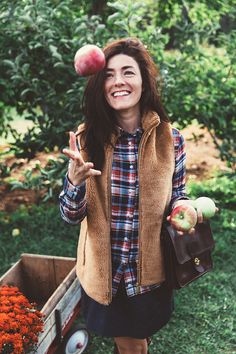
[0,0,235,166]
[106,0,236,166]
[0,0,108,157]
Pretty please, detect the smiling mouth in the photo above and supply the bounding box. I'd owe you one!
[112,90,131,97]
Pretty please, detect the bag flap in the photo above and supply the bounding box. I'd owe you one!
[165,221,215,264]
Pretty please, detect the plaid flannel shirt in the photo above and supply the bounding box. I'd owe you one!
[59,127,187,297]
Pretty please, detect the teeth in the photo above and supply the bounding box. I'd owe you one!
[113,91,130,97]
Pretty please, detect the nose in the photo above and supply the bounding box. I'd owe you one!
[113,72,125,86]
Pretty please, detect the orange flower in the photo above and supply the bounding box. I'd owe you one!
[0,285,44,354]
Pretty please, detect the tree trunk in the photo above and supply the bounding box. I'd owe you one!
[90,0,107,15]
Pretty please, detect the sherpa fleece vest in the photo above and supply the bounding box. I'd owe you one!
[76,111,175,305]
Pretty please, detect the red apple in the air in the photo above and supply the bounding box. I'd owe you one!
[169,204,197,232]
[74,44,105,76]
[195,197,216,219]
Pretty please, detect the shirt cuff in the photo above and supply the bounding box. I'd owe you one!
[63,175,86,201]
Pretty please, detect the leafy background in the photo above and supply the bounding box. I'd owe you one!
[0,0,235,164]
[0,1,235,353]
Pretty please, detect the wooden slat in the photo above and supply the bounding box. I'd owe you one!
[41,277,81,337]
[0,260,26,292]
[21,254,55,300]
[42,266,77,318]
[53,257,77,286]
[35,278,81,354]
[20,254,76,301]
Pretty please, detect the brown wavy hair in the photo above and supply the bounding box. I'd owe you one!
[80,37,169,170]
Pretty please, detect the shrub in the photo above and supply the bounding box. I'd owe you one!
[0,0,235,166]
[187,172,236,209]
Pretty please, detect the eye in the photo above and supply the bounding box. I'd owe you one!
[105,71,113,78]
[124,70,135,76]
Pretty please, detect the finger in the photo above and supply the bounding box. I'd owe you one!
[90,168,102,176]
[83,162,101,174]
[85,168,102,178]
[62,148,84,165]
[177,227,194,236]
[84,162,94,170]
[82,163,97,176]
[62,148,77,160]
[69,131,79,152]
[189,227,195,235]
[196,208,203,223]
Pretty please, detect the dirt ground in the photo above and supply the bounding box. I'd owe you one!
[181,124,229,181]
[0,125,229,212]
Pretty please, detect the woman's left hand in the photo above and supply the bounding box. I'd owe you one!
[166,199,203,235]
[172,199,204,223]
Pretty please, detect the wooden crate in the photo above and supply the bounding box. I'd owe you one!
[0,253,82,354]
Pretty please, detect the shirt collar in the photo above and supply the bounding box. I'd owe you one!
[116,125,143,137]
[110,111,160,145]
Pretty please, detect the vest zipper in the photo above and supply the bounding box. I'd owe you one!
[137,122,159,286]
[107,136,119,304]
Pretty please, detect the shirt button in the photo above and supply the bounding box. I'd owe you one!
[128,141,132,146]
[130,165,133,169]
[124,237,129,241]
[128,284,132,288]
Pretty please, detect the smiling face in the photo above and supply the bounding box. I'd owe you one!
[104,54,143,118]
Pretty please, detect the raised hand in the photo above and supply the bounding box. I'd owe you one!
[62,131,101,186]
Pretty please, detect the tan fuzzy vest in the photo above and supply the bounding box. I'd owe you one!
[76,111,175,305]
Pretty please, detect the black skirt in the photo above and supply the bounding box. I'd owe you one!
[81,280,174,339]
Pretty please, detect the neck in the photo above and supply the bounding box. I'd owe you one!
[116,109,141,134]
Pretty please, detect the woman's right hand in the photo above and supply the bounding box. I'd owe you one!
[62,131,101,186]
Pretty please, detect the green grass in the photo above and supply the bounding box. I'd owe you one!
[0,202,235,353]
[0,204,79,275]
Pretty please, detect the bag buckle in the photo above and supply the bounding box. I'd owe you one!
[194,257,205,273]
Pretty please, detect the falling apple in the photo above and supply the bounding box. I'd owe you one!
[195,197,216,219]
[74,44,105,76]
[170,204,197,232]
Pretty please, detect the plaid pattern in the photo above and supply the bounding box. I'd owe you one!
[110,127,158,297]
[59,126,187,297]
[59,180,86,224]
[171,127,187,204]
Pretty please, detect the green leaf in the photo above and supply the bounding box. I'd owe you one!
[20,88,34,99]
[107,2,128,13]
[49,45,63,61]
[107,12,121,24]
[2,60,15,69]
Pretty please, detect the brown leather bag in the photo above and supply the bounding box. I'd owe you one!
[161,221,215,289]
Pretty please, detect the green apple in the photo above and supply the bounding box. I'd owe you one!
[195,197,216,219]
[188,199,197,208]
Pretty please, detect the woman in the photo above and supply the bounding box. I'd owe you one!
[59,38,198,354]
